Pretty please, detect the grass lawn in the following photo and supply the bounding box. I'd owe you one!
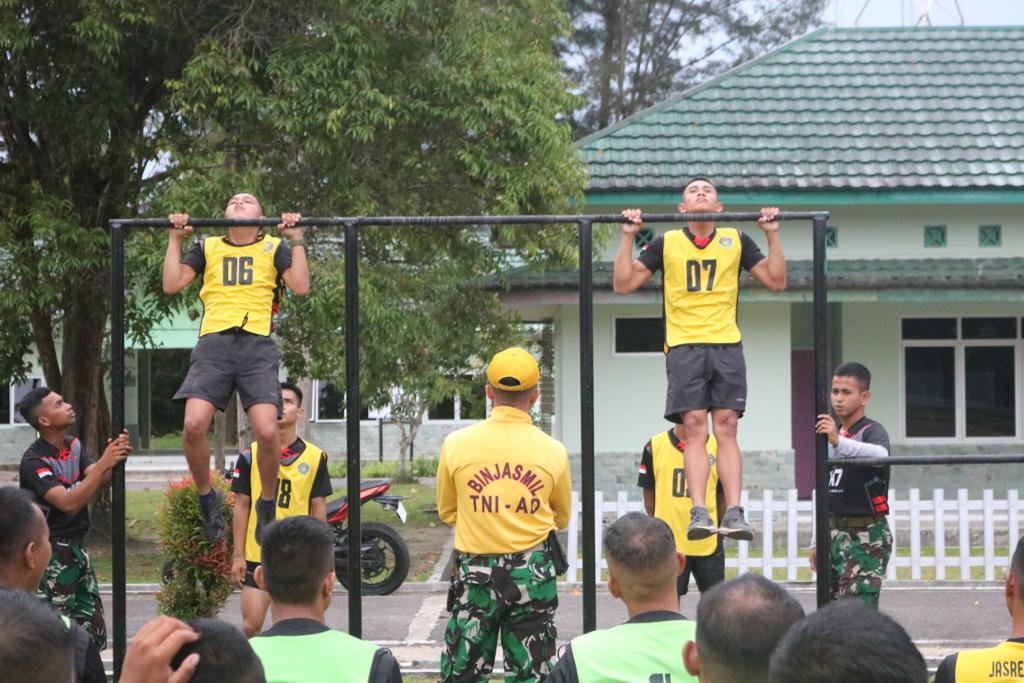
[98,482,447,584]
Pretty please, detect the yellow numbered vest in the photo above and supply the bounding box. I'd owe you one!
[651,432,719,556]
[952,641,1024,682]
[662,228,744,345]
[243,440,326,563]
[198,235,285,337]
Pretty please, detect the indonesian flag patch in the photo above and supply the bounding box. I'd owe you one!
[638,464,648,474]
[36,467,53,479]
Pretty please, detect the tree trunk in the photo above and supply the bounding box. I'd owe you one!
[395,405,426,484]
[57,272,114,540]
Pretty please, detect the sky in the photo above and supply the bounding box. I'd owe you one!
[825,0,1024,26]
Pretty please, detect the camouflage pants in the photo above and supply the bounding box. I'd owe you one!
[829,519,892,606]
[39,540,106,650]
[441,549,558,683]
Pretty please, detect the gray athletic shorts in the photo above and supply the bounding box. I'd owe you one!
[665,343,747,422]
[173,330,282,413]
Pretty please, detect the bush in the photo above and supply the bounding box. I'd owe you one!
[155,474,234,619]
[328,458,439,479]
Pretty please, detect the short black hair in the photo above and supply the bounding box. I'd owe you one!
[260,516,334,605]
[769,599,926,683]
[280,381,303,406]
[171,619,265,683]
[697,574,805,681]
[682,177,717,193]
[1012,537,1024,579]
[604,512,676,572]
[16,387,53,429]
[834,362,871,391]
[0,488,45,569]
[0,589,72,683]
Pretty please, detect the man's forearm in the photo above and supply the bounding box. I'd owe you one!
[232,499,250,558]
[54,465,111,514]
[162,237,184,294]
[612,234,636,292]
[764,232,786,287]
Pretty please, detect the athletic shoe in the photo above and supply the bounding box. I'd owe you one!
[255,496,277,544]
[687,506,717,540]
[198,489,225,542]
[718,506,754,541]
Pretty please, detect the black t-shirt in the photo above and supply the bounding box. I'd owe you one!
[19,437,95,538]
[827,416,891,517]
[637,228,765,274]
[182,235,293,276]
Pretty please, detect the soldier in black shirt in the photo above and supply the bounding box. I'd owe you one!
[16,387,131,650]
[808,362,892,606]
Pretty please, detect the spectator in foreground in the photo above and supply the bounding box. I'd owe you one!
[548,512,696,683]
[250,516,401,683]
[934,537,1024,682]
[683,573,805,683]
[769,599,926,683]
[0,588,73,683]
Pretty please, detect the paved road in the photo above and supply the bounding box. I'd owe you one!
[107,584,1007,672]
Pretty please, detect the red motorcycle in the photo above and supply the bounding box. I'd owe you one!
[327,479,410,596]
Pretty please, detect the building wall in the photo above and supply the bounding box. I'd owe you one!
[595,203,1023,262]
[552,300,793,455]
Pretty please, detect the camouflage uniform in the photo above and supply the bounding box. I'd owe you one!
[442,548,558,683]
[39,540,106,650]
[828,518,892,606]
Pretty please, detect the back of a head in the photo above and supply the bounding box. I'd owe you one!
[0,589,72,683]
[696,574,805,682]
[0,487,43,571]
[603,512,678,602]
[171,619,265,683]
[1012,537,1024,586]
[260,516,335,605]
[769,599,926,683]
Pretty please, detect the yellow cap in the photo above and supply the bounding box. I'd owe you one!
[486,347,539,392]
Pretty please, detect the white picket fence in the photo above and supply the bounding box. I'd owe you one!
[563,488,1023,584]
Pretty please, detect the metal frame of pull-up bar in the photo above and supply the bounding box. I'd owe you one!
[108,210,830,679]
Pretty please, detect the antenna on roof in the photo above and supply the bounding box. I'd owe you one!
[913,0,966,26]
[850,0,965,26]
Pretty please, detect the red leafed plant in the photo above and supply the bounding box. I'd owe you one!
[155,473,235,619]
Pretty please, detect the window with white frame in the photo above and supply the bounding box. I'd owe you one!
[1,377,46,426]
[902,317,1019,440]
[613,317,664,355]
[312,381,371,422]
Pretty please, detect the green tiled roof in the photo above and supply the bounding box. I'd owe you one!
[498,258,1024,291]
[578,27,1024,194]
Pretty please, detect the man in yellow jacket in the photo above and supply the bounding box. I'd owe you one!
[436,347,572,683]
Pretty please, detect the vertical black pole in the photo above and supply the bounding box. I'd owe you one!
[345,221,362,636]
[578,220,596,633]
[378,418,384,463]
[109,222,127,678]
[812,216,831,608]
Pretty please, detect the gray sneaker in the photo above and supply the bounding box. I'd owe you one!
[254,496,277,544]
[718,505,754,541]
[687,505,717,540]
[197,489,225,542]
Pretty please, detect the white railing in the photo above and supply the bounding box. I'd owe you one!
[563,489,1022,584]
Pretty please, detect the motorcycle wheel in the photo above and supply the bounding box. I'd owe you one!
[335,521,410,596]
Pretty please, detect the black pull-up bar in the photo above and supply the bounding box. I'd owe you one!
[107,210,831,679]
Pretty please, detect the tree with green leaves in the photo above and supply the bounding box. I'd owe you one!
[1,0,585,500]
[563,0,829,135]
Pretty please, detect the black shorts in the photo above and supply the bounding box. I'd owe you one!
[174,331,282,413]
[243,560,261,589]
[677,541,725,596]
[665,343,747,422]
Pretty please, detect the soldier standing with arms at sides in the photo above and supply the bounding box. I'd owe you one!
[436,347,572,683]
[638,427,726,605]
[613,178,786,542]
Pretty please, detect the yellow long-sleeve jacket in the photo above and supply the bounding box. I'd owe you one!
[436,406,572,554]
